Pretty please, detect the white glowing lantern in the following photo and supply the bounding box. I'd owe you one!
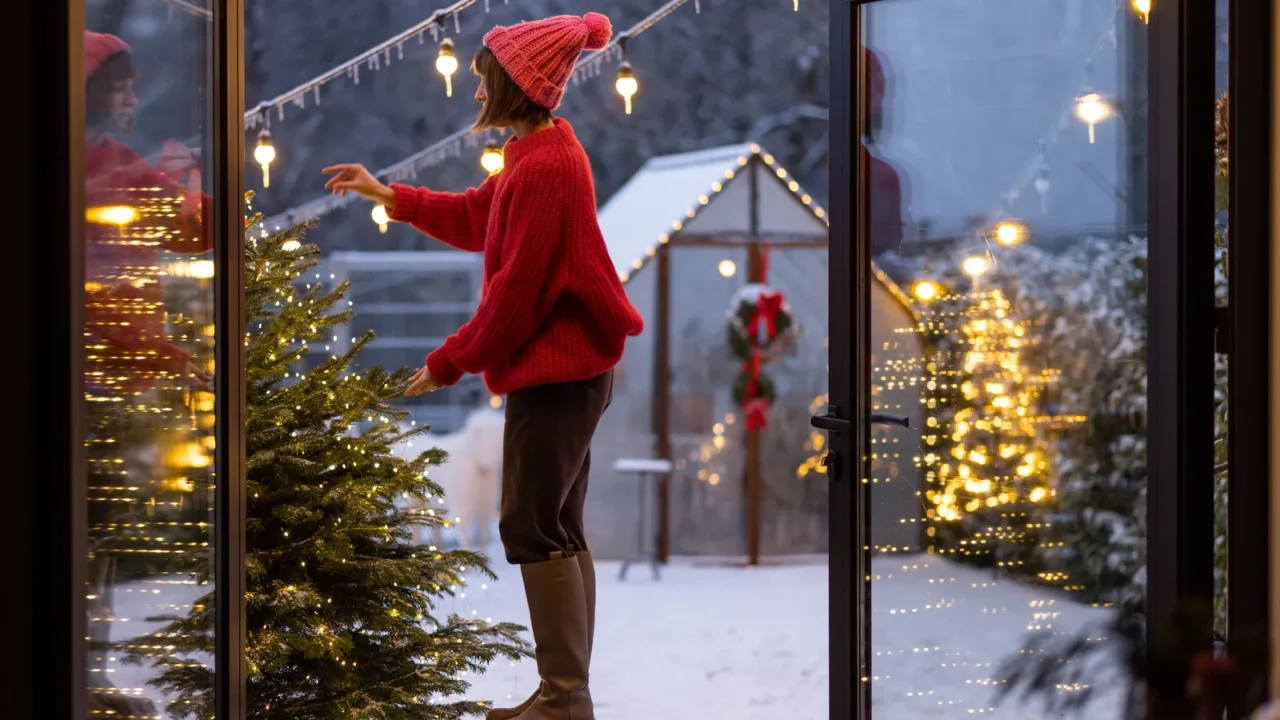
[436,38,458,97]
[481,143,504,174]
[1075,93,1113,144]
[254,129,276,188]
[615,62,638,115]
[961,255,990,278]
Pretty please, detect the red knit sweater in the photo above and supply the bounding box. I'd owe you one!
[388,119,644,395]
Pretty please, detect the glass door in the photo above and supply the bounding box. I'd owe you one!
[822,0,1203,717]
[80,0,243,716]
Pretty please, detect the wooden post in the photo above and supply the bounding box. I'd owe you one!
[654,243,672,564]
[745,157,763,567]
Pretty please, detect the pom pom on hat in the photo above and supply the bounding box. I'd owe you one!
[482,13,615,110]
[583,12,612,51]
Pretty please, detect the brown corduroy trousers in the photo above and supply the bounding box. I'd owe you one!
[499,369,615,565]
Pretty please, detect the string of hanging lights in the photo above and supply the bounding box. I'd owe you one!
[976,1,1132,242]
[245,0,497,188]
[244,0,491,129]
[258,0,696,232]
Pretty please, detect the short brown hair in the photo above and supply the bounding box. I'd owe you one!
[471,46,552,132]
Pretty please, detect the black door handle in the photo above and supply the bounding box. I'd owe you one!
[870,412,910,428]
[810,407,851,433]
[810,406,910,432]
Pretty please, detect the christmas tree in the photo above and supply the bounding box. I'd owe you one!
[917,284,1056,572]
[135,212,531,718]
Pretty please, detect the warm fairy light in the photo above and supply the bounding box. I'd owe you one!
[436,38,458,97]
[255,129,276,187]
[169,259,216,279]
[719,259,738,277]
[615,62,638,115]
[1075,93,1113,144]
[912,280,940,302]
[86,205,140,225]
[282,239,302,252]
[372,205,390,234]
[1132,0,1150,23]
[995,221,1025,247]
[489,395,503,409]
[481,143,504,174]
[961,255,990,277]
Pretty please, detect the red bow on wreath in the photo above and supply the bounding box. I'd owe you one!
[743,397,771,431]
[749,292,785,343]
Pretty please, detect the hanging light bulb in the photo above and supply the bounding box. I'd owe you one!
[1074,92,1113,144]
[994,221,1026,247]
[436,38,458,97]
[961,255,990,278]
[372,204,389,234]
[1132,0,1150,23]
[480,143,504,174]
[794,0,799,9]
[254,129,276,188]
[616,62,638,115]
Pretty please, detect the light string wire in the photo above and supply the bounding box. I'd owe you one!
[986,4,1121,229]
[244,0,490,128]
[258,0,693,231]
[161,0,212,19]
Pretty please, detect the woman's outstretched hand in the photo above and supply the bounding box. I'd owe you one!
[405,365,443,397]
[322,163,396,208]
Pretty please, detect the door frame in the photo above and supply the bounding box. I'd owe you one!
[10,0,249,716]
[827,0,1222,718]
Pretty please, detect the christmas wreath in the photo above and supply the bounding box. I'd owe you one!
[726,284,797,430]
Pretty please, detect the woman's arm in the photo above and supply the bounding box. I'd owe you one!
[424,160,568,385]
[386,176,496,253]
[323,163,494,253]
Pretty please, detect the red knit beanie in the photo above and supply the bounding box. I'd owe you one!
[84,31,132,78]
[482,13,612,111]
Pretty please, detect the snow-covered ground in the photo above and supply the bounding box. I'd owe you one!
[105,550,1128,719]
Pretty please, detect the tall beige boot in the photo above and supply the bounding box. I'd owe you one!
[487,549,597,720]
[490,552,594,720]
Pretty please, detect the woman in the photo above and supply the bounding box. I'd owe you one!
[84,30,214,394]
[323,12,643,720]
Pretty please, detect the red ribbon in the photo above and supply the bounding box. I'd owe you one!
[744,397,771,431]
[749,292,785,341]
[741,350,763,398]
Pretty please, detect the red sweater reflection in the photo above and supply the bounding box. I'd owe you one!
[85,138,212,394]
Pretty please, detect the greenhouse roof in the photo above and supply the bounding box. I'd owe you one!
[598,143,830,281]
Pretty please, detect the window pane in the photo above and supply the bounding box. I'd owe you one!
[83,4,217,716]
[863,0,1148,714]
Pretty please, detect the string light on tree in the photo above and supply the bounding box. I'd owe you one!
[255,129,276,188]
[436,37,458,97]
[615,61,638,115]
[372,204,390,234]
[912,280,940,303]
[480,143,504,174]
[1074,92,1113,144]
